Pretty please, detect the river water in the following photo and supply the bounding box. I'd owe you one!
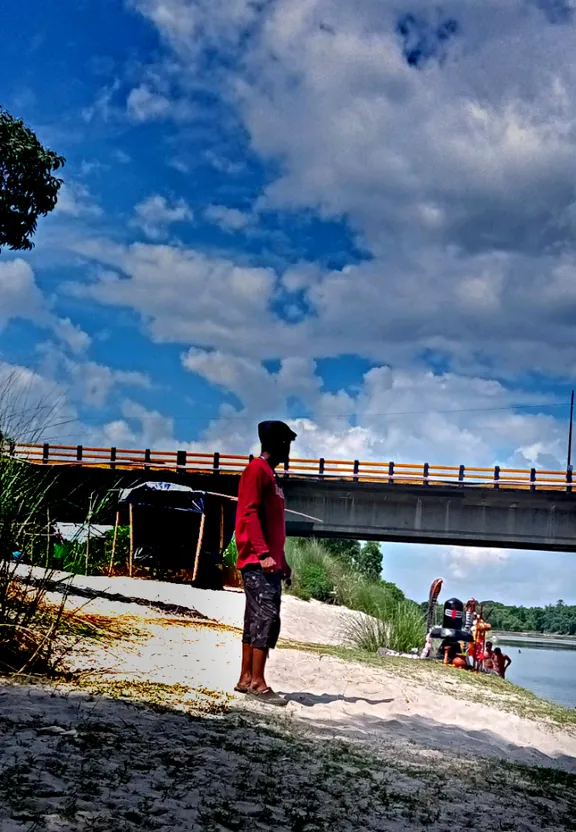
[497,638,576,708]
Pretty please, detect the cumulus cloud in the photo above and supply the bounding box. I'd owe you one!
[118,0,576,377]
[61,235,576,377]
[442,546,510,581]
[0,361,78,444]
[0,259,47,329]
[132,195,193,240]
[383,541,576,606]
[54,181,102,219]
[204,204,252,231]
[126,84,173,122]
[177,352,566,471]
[0,260,90,354]
[64,238,296,355]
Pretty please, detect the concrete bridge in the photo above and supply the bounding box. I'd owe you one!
[7,443,576,552]
[283,479,576,552]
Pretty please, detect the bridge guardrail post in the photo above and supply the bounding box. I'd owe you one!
[388,461,394,484]
[458,464,465,486]
[76,445,83,463]
[567,465,573,494]
[283,460,289,479]
[144,449,151,471]
[42,443,49,465]
[213,452,220,474]
[319,458,325,480]
[530,468,536,492]
[494,465,500,490]
[353,460,359,482]
[423,462,429,486]
[176,450,186,473]
[9,441,15,456]
[110,447,117,470]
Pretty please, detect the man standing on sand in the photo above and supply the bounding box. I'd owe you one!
[234,420,297,707]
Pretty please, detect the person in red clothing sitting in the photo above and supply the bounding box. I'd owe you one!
[235,420,297,706]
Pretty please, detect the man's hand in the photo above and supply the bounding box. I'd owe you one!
[283,564,292,587]
[259,556,277,573]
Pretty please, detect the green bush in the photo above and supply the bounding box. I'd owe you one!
[285,537,426,653]
[294,561,335,603]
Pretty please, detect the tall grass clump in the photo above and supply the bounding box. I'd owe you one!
[285,538,426,653]
[343,603,427,654]
[0,444,73,672]
[0,377,92,674]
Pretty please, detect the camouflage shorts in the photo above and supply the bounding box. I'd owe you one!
[241,567,282,651]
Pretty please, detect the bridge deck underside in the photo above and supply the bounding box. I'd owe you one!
[33,467,576,552]
[284,480,576,552]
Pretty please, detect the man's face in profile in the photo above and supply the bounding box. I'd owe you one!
[273,437,291,465]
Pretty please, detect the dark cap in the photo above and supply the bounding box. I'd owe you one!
[258,420,297,445]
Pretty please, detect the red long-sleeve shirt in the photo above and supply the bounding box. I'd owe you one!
[235,457,287,573]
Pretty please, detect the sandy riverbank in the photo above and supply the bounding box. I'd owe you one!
[0,569,575,830]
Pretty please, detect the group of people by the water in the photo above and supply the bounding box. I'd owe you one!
[482,641,512,678]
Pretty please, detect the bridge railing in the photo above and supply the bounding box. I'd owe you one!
[4,442,574,492]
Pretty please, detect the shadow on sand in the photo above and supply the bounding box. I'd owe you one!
[0,679,574,832]
[280,691,394,707]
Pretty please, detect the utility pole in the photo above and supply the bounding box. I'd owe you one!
[568,390,574,470]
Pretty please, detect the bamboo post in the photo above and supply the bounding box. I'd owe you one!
[219,504,224,553]
[129,502,134,578]
[85,497,92,575]
[108,510,120,576]
[46,509,50,567]
[192,512,206,583]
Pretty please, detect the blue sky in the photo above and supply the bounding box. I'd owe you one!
[2,0,576,604]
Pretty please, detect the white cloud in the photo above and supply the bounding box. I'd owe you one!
[0,260,90,353]
[54,182,102,219]
[383,542,576,606]
[0,260,47,329]
[442,546,510,581]
[0,361,78,444]
[116,0,576,377]
[50,318,92,355]
[126,84,173,122]
[61,235,576,377]
[204,204,252,231]
[132,195,193,240]
[113,149,132,164]
[178,352,566,473]
[182,349,320,416]
[65,239,293,354]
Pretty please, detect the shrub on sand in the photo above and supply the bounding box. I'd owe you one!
[342,602,426,654]
[285,538,426,653]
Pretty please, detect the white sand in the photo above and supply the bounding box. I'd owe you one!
[27,566,360,645]
[37,568,575,771]
[1,569,575,830]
